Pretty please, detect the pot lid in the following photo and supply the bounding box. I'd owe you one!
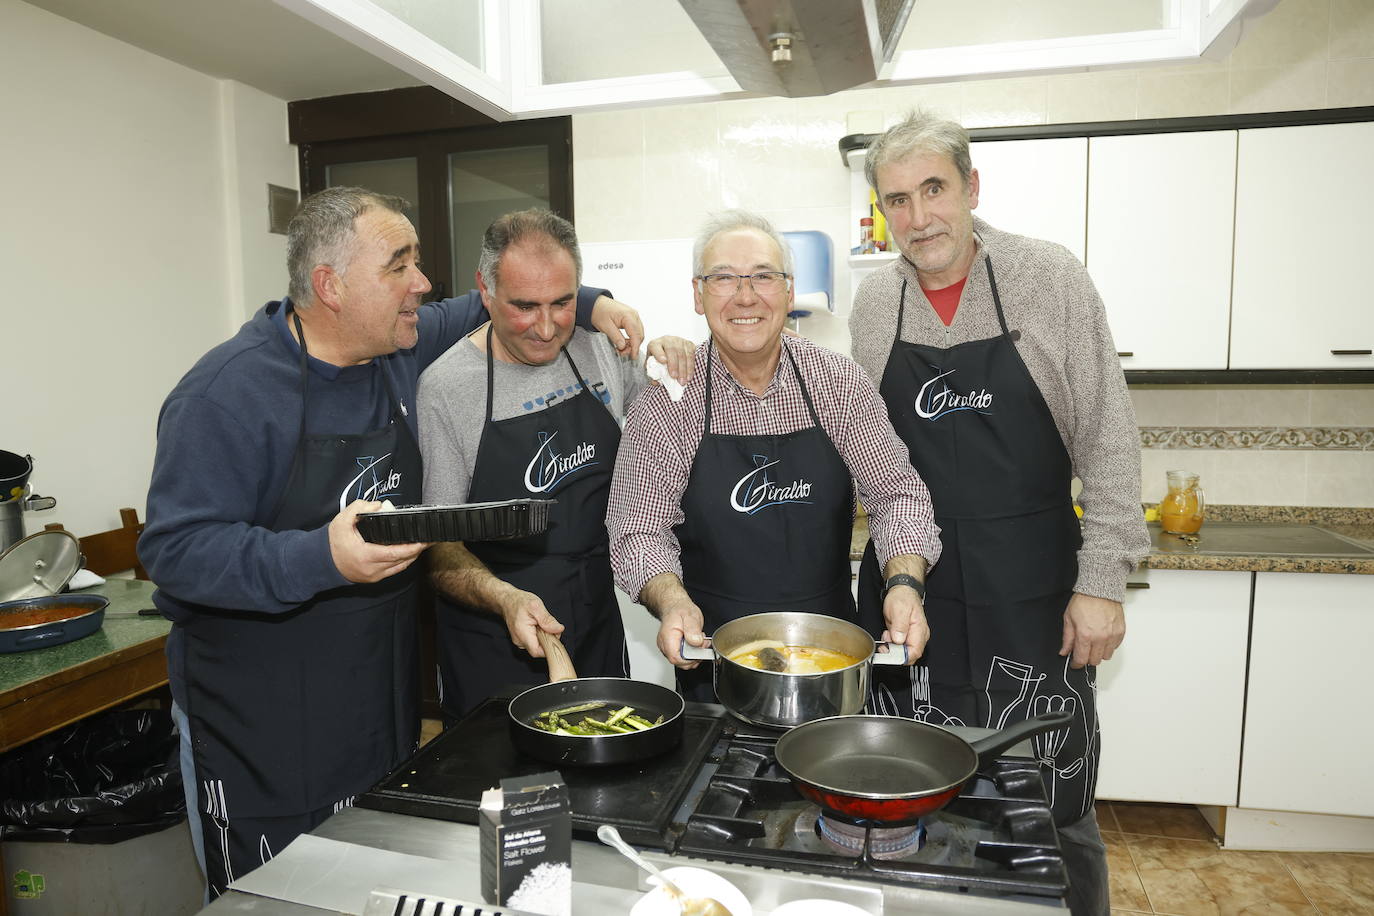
[0,529,82,602]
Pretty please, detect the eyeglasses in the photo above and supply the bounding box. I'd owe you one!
[696,271,792,296]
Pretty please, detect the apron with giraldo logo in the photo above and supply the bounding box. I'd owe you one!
[183,311,422,896]
[857,258,1097,826]
[674,339,855,702]
[436,327,627,716]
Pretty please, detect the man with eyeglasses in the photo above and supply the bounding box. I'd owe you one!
[607,210,942,700]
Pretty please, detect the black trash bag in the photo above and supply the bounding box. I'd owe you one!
[0,708,184,844]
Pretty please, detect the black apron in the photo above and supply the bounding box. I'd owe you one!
[857,259,1097,825]
[436,329,627,716]
[183,312,422,891]
[675,340,855,702]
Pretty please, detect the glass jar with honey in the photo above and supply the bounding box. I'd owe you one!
[1159,470,1204,534]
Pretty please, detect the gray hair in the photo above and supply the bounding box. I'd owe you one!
[864,109,973,193]
[286,187,410,307]
[692,210,794,277]
[477,209,583,291]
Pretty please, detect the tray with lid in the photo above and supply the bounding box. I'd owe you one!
[356,499,556,544]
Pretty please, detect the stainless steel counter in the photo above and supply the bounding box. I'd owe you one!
[203,728,1051,916]
[205,805,1058,916]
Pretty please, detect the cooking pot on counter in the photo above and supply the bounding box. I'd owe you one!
[1,450,57,553]
[682,612,906,728]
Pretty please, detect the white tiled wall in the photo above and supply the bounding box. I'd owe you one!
[573,0,1374,508]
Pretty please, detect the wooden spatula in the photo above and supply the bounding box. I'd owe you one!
[536,627,578,682]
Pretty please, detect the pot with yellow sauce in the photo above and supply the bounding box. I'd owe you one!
[681,612,906,728]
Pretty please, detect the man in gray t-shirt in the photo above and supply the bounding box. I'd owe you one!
[417,209,651,716]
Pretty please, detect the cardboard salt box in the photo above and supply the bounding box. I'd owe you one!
[479,771,571,916]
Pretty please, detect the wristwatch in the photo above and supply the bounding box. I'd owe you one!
[883,573,926,601]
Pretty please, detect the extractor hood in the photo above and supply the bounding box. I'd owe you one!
[679,0,916,97]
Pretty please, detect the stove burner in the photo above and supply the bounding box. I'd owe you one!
[815,810,925,860]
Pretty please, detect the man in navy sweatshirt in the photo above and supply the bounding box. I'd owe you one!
[138,187,643,898]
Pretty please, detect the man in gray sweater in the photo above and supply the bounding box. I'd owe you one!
[417,210,655,716]
[850,111,1149,916]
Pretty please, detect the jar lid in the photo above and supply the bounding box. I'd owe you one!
[860,217,874,225]
[0,529,82,603]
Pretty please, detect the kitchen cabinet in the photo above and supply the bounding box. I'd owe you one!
[970,138,1087,263]
[1086,131,1236,369]
[1094,568,1251,805]
[1230,122,1374,369]
[1240,572,1374,817]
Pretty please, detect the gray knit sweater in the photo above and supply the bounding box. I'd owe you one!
[849,217,1149,602]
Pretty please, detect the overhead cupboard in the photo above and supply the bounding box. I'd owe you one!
[845,114,1374,372]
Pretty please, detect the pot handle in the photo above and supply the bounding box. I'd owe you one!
[968,710,1075,765]
[679,636,715,662]
[870,641,909,665]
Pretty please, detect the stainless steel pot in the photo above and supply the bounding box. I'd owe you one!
[682,611,905,728]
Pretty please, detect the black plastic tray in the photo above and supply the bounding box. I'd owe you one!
[356,499,556,544]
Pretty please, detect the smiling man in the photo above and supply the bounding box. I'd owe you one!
[849,111,1150,916]
[607,210,941,702]
[417,209,687,716]
[140,189,646,898]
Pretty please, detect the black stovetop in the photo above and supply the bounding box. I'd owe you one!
[357,697,1067,903]
[356,698,728,848]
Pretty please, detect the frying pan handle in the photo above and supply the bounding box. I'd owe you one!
[870,641,909,665]
[679,636,715,661]
[968,710,1074,765]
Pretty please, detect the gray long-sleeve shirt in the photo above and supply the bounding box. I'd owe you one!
[849,217,1149,602]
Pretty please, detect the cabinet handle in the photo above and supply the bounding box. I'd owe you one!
[1330,349,1372,356]
[1117,351,1134,358]
[1125,581,1150,589]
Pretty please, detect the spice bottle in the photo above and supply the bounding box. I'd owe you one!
[859,217,876,254]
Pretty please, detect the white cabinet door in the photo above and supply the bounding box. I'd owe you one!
[1241,572,1374,817]
[1095,568,1251,805]
[1086,132,1236,369]
[1231,122,1374,369]
[970,138,1087,263]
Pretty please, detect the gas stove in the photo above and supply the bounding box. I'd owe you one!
[357,698,1068,907]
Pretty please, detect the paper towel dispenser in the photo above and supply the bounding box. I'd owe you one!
[783,230,834,314]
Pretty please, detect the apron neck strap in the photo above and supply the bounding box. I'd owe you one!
[703,337,821,433]
[895,254,1012,342]
[484,325,586,424]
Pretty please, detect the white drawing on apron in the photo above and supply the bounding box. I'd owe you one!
[203,778,234,892]
[911,664,962,724]
[258,834,274,865]
[985,656,1045,729]
[1033,659,1093,818]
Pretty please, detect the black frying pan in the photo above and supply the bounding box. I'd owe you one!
[507,677,685,766]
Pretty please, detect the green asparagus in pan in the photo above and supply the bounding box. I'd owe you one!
[530,701,664,736]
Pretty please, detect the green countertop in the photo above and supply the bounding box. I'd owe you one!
[0,578,168,695]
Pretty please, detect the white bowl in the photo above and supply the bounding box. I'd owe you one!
[628,866,753,916]
[770,900,873,916]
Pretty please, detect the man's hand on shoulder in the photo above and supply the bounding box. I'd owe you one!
[591,295,644,359]
[1060,593,1126,668]
[646,335,696,385]
[329,500,429,584]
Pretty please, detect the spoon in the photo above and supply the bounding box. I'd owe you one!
[596,824,734,916]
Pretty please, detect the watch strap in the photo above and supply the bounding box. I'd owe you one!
[884,573,926,600]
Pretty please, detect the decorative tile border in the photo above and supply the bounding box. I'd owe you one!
[1139,426,1374,450]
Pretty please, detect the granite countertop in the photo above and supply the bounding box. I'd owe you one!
[850,506,1374,575]
[0,577,167,694]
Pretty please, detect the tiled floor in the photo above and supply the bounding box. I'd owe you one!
[1100,801,1374,915]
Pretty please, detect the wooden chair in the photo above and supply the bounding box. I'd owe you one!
[44,507,148,579]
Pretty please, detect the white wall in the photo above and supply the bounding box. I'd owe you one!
[1,0,294,540]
